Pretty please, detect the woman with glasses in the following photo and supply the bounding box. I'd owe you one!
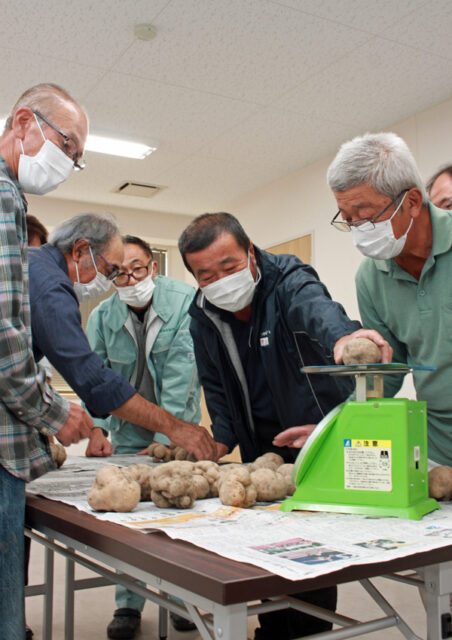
[85,234,200,640]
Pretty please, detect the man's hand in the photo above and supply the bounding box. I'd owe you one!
[170,423,217,461]
[334,329,393,364]
[273,425,316,449]
[85,427,113,457]
[215,442,230,461]
[56,402,93,446]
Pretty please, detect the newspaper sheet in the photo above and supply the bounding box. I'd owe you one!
[27,455,452,581]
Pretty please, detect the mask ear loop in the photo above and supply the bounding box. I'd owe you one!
[33,114,47,142]
[19,113,47,156]
[74,260,81,284]
[88,246,99,275]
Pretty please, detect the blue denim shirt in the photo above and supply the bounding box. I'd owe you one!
[28,244,136,417]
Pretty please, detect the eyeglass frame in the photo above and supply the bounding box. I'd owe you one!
[32,110,85,170]
[113,260,155,287]
[96,252,120,282]
[330,189,409,232]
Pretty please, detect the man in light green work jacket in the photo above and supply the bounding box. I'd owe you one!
[86,234,200,639]
[326,132,452,467]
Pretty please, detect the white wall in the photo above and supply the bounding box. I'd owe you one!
[229,94,452,322]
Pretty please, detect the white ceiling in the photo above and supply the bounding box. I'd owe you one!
[1,0,452,216]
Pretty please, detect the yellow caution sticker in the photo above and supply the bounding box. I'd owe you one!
[344,439,392,491]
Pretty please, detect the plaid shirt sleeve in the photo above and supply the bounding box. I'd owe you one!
[0,176,69,436]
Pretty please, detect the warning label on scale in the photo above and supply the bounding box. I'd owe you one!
[343,439,392,491]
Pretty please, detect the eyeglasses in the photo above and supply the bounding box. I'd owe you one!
[32,110,85,170]
[97,252,120,281]
[330,189,409,232]
[113,260,154,286]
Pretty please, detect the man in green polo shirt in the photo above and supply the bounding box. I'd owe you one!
[324,132,452,466]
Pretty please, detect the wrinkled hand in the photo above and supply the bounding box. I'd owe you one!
[334,329,393,364]
[85,427,113,457]
[56,402,94,447]
[273,425,316,449]
[215,442,230,461]
[170,423,217,461]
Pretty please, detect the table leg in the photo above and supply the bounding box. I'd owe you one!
[64,551,75,640]
[212,603,248,640]
[423,562,452,640]
[42,545,54,640]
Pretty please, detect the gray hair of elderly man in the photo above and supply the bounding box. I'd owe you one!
[48,213,119,255]
[326,132,428,204]
[4,83,85,131]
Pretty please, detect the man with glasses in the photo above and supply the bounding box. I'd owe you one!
[27,214,216,465]
[427,165,452,211]
[85,235,200,639]
[0,83,93,640]
[326,132,452,467]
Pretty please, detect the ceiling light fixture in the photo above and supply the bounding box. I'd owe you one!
[0,118,156,160]
[84,134,156,159]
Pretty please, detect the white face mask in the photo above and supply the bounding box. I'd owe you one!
[17,115,74,195]
[115,274,155,308]
[351,191,411,260]
[73,247,112,302]
[201,253,260,312]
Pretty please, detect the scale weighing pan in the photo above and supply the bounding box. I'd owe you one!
[281,363,439,519]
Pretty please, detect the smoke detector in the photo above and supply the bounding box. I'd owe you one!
[114,181,164,198]
[134,24,158,41]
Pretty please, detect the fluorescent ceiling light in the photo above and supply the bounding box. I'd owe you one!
[0,118,156,159]
[84,134,156,159]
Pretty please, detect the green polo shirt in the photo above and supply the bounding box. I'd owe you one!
[356,203,452,465]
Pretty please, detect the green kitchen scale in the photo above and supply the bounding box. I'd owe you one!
[281,363,440,520]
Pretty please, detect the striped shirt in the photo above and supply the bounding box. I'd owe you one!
[0,157,69,482]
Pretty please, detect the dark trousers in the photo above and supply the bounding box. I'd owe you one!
[255,586,337,639]
[253,423,338,638]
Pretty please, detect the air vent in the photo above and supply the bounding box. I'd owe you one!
[114,181,164,198]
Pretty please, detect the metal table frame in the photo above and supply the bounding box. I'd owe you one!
[25,495,452,640]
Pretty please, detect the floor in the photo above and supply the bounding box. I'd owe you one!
[25,448,429,639]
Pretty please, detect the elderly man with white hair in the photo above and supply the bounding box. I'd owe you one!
[326,132,452,467]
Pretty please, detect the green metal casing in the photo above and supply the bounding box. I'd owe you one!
[281,398,439,519]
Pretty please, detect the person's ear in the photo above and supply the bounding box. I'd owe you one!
[10,107,36,140]
[404,188,424,219]
[71,238,90,263]
[151,260,158,278]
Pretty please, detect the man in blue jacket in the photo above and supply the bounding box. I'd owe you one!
[178,212,390,640]
[86,235,200,638]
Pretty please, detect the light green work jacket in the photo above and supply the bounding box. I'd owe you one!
[85,276,201,453]
[356,203,452,465]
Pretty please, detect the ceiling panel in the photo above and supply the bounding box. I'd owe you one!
[275,39,452,131]
[0,0,169,70]
[273,0,427,33]
[83,71,260,149]
[114,0,370,103]
[1,0,451,217]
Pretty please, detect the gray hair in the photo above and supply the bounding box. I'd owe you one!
[49,213,120,254]
[4,83,84,131]
[327,132,428,204]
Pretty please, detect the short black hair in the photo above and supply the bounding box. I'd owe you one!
[178,212,250,273]
[426,164,452,195]
[122,234,153,259]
